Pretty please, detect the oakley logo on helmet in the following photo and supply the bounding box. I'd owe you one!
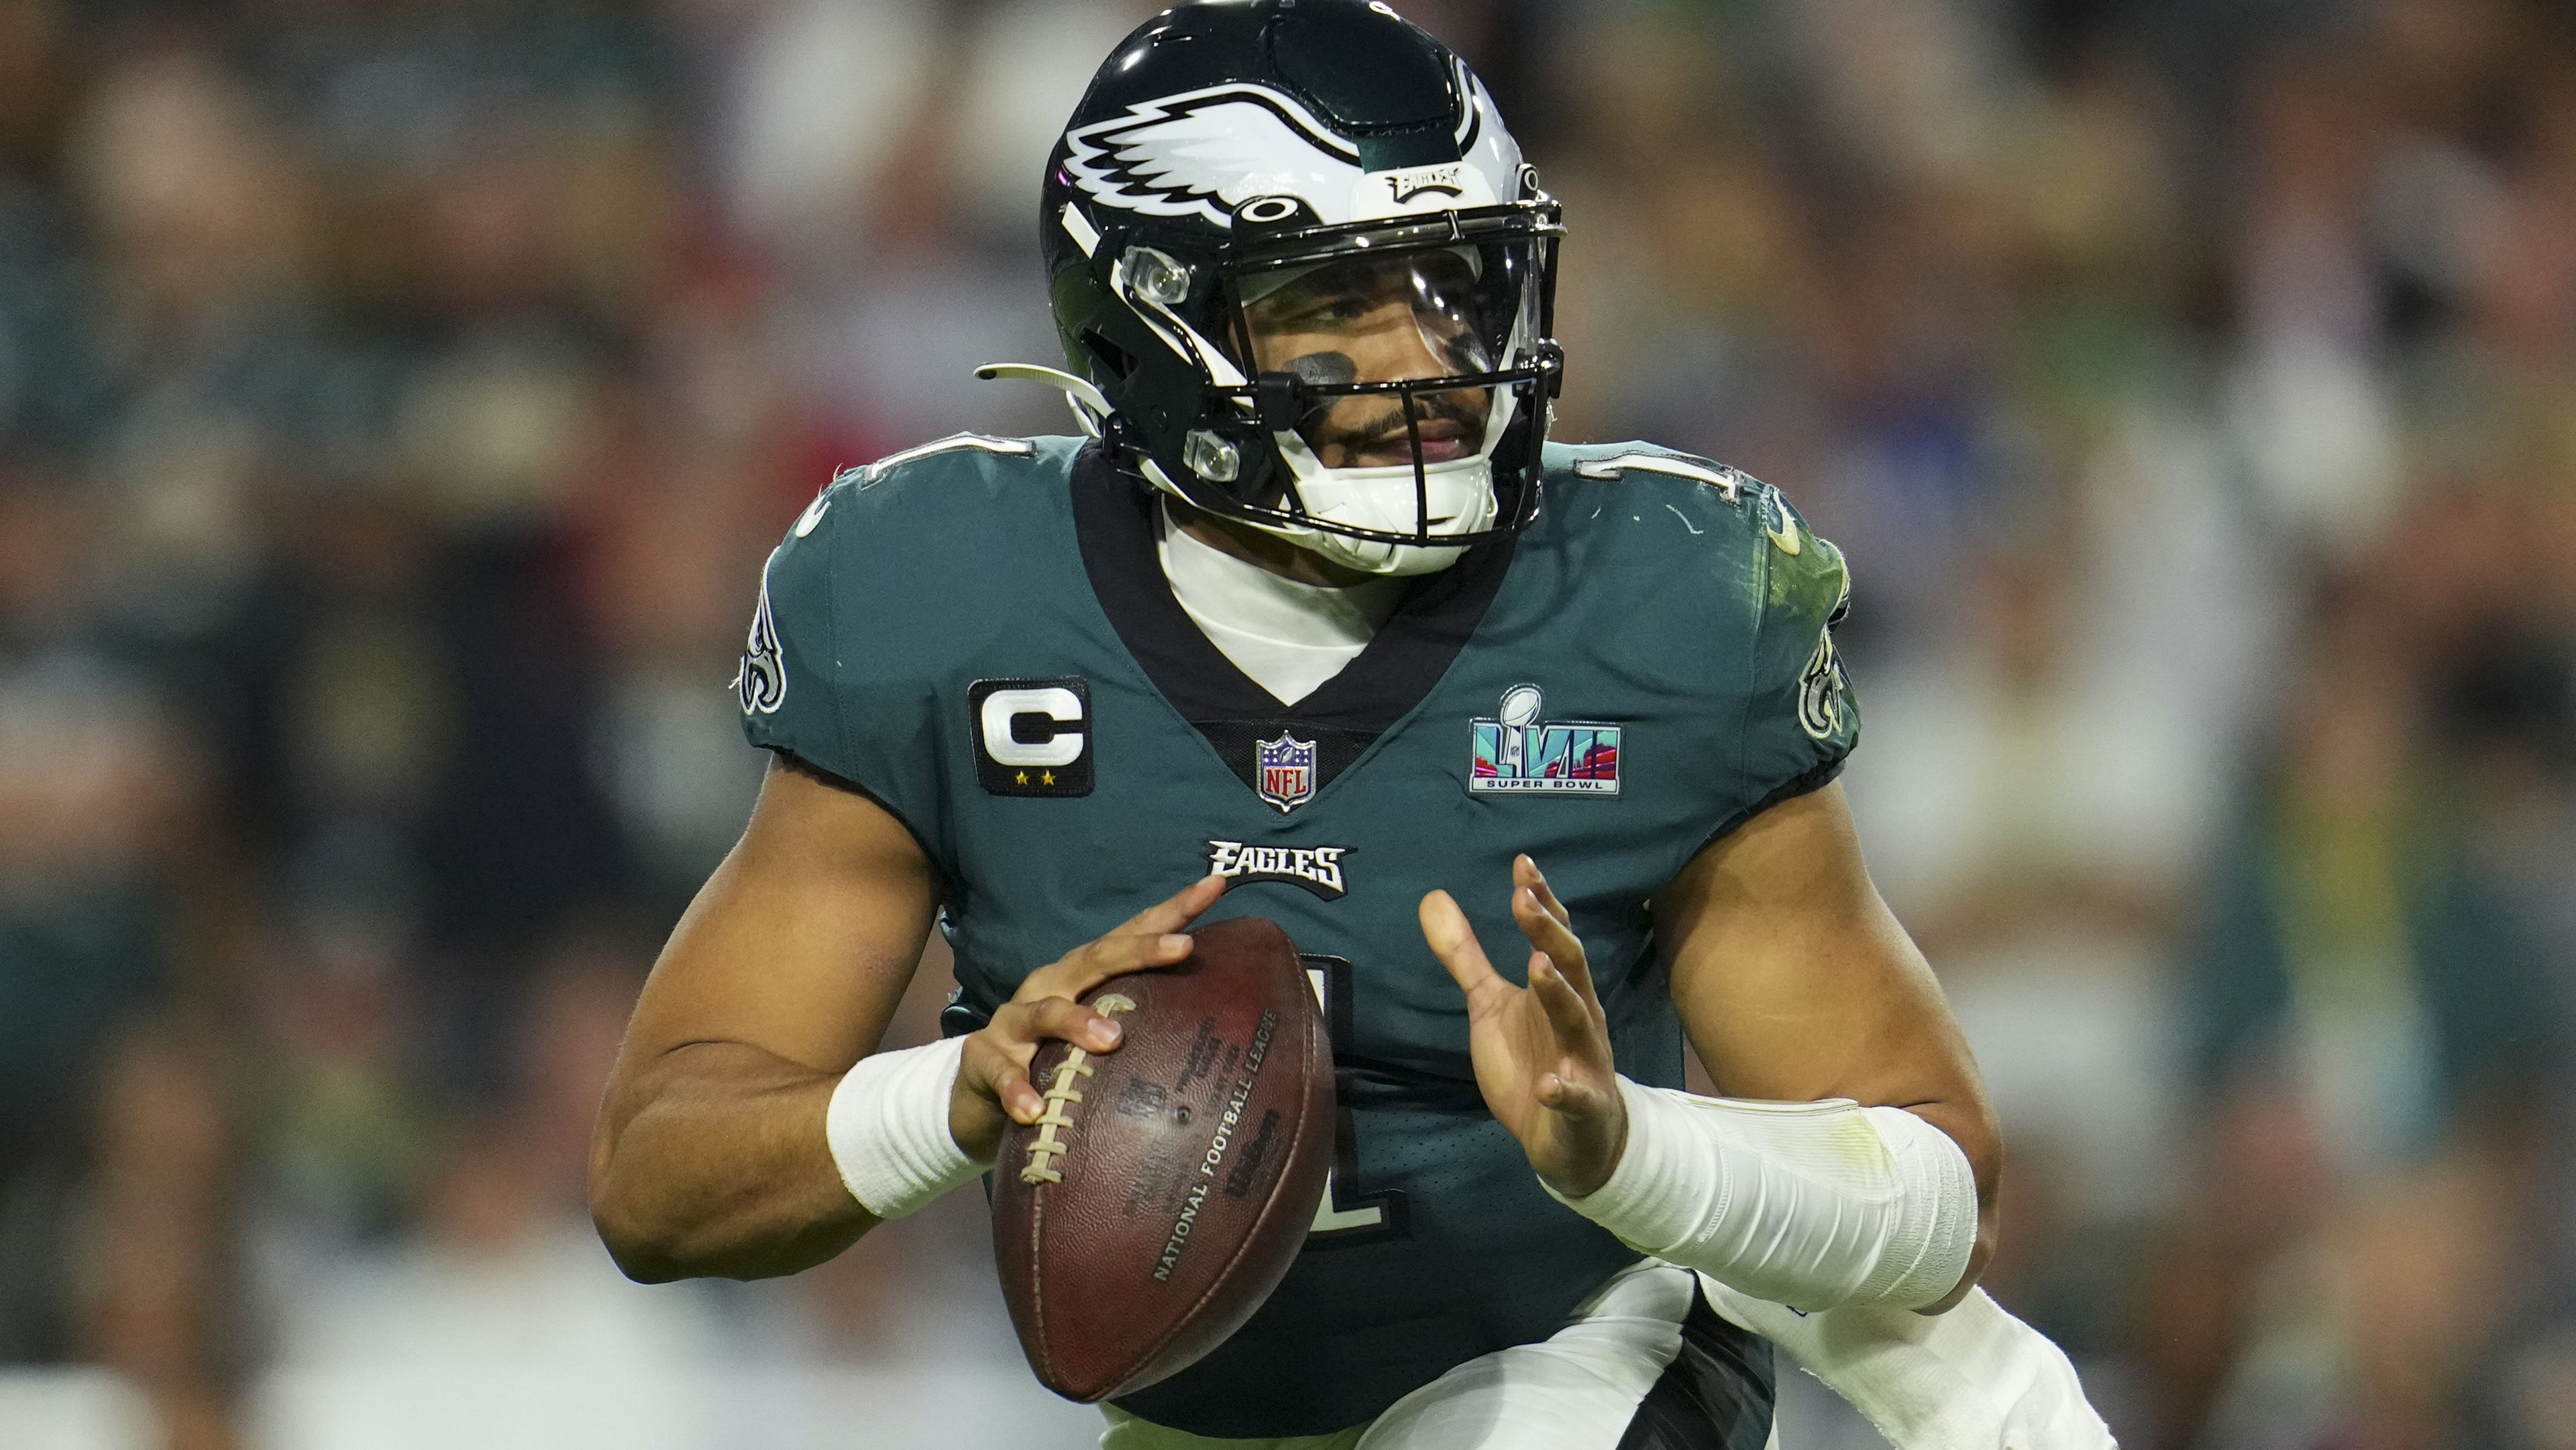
[1234,196,1311,227]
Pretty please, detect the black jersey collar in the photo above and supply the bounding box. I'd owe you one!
[1071,445,1515,800]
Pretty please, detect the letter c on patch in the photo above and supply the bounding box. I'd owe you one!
[969,676,1093,797]
[979,686,1085,767]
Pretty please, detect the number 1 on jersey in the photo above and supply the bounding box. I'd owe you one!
[1303,956,1408,1243]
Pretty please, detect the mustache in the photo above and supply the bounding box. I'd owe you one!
[1309,390,1488,452]
[1287,359,1488,450]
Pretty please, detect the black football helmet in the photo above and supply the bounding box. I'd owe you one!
[1008,0,1564,575]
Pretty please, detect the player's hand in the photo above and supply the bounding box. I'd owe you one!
[950,874,1227,1161]
[1419,856,1627,1198]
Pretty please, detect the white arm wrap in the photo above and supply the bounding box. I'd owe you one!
[823,1036,992,1221]
[1546,1077,1979,1311]
[1699,1280,2116,1450]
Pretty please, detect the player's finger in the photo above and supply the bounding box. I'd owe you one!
[960,1034,1045,1123]
[1535,1069,1616,1120]
[1114,872,1228,937]
[1513,855,1573,931]
[1529,953,1608,1057]
[983,1002,1047,1064]
[1065,927,1196,992]
[1018,995,1125,1053]
[1019,928,1195,1003]
[1510,884,1582,966]
[1419,890,1503,996]
[1513,886,1601,1008]
[1513,862,1586,986]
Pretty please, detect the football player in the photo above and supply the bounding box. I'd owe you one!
[591,3,2111,1446]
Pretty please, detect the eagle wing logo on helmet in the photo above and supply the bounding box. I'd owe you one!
[1063,85,1367,228]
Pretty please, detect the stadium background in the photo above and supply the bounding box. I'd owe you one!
[1,0,2572,1445]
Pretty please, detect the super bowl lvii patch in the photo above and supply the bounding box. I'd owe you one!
[1468,686,1620,795]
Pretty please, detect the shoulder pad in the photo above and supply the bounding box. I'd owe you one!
[1548,442,1794,540]
[785,433,1061,541]
[1562,448,1755,503]
[1548,441,1841,588]
[849,432,1042,490]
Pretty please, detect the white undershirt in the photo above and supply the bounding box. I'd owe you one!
[1156,505,1405,706]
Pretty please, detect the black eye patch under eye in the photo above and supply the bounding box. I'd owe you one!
[1288,352,1359,388]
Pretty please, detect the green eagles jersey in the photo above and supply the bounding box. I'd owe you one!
[737,435,1858,1437]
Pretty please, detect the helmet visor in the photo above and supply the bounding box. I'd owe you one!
[1230,239,1540,470]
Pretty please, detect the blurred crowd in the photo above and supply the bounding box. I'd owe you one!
[0,0,2571,1447]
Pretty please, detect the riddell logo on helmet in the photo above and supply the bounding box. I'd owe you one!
[1381,165,1466,205]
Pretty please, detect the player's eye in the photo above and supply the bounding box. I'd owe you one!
[1271,291,1377,329]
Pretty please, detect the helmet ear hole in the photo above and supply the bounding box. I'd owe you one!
[1081,330,1137,383]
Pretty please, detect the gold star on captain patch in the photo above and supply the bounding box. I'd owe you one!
[1042,770,1056,786]
[1015,770,1028,786]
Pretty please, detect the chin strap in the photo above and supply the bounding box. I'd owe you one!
[975,363,1111,439]
[977,361,1472,578]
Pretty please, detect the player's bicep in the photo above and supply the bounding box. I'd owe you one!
[616,754,941,1080]
[1655,783,1989,1138]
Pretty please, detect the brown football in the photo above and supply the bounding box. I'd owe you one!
[991,915,1333,1403]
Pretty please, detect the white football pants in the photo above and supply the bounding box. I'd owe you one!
[1097,1260,1780,1450]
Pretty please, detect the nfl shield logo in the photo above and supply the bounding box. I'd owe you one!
[1255,732,1318,813]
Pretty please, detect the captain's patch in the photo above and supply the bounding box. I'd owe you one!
[971,678,1095,797]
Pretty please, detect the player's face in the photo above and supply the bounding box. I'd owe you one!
[1241,250,1495,470]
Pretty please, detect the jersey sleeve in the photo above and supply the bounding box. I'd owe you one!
[1739,483,1860,807]
[735,475,953,867]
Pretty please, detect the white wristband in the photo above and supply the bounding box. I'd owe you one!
[1548,1077,1978,1311]
[824,1036,992,1220]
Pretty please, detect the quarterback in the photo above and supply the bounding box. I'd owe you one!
[592,3,2110,1446]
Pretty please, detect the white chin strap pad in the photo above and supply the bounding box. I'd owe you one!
[1282,456,1497,575]
[1252,381,1519,576]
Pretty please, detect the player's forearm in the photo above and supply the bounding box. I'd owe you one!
[1547,1080,1982,1312]
[590,1041,875,1283]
